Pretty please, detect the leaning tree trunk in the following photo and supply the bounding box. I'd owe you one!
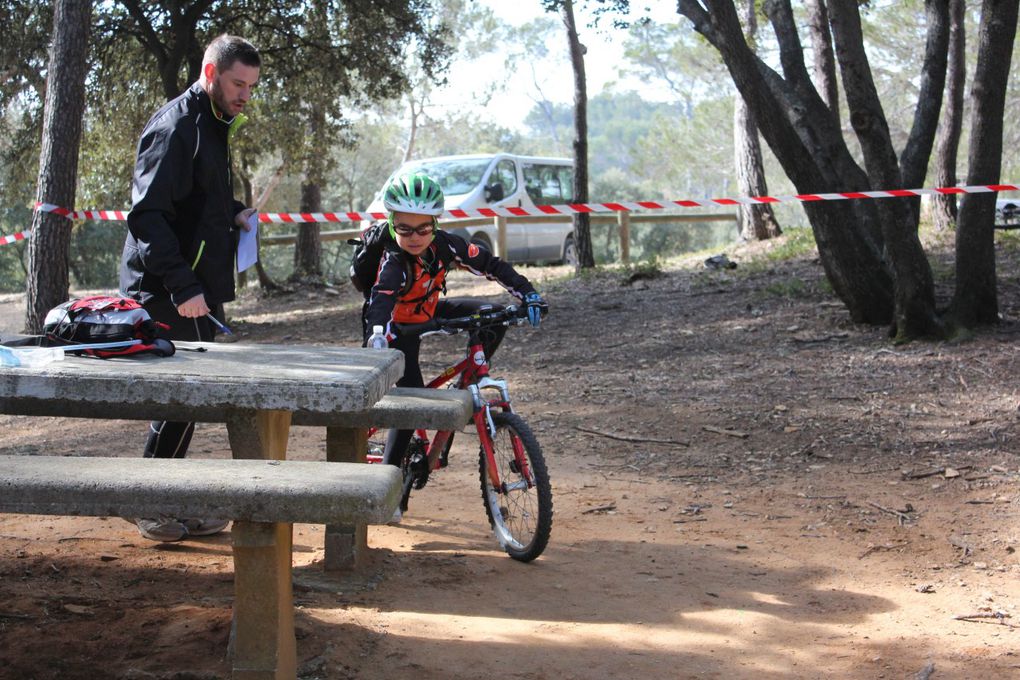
[804,0,839,120]
[828,0,947,340]
[931,0,966,231]
[678,0,893,323]
[734,0,781,241]
[562,0,594,270]
[679,0,951,339]
[950,0,1020,328]
[293,104,325,281]
[25,0,91,333]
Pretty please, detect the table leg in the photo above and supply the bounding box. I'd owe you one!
[324,426,368,571]
[226,410,295,680]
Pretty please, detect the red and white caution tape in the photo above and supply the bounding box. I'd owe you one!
[253,183,1020,223]
[0,204,129,246]
[3,182,1016,248]
[0,231,29,246]
[35,202,129,221]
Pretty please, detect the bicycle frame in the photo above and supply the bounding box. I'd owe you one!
[367,337,534,491]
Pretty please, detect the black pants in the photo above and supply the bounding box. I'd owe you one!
[381,298,507,468]
[141,297,224,459]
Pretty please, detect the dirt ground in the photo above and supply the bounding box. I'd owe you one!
[1,233,1019,679]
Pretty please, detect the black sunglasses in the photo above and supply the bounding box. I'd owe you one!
[393,222,436,236]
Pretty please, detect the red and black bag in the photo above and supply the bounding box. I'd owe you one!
[42,296,175,358]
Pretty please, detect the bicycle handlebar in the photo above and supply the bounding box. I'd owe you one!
[394,304,538,337]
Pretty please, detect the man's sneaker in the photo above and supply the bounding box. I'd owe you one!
[387,507,403,525]
[181,518,230,536]
[134,517,187,542]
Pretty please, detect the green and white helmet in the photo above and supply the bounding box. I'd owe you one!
[383,172,445,217]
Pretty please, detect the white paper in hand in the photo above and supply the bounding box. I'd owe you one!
[237,211,259,272]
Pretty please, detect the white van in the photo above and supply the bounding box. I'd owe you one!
[367,153,577,265]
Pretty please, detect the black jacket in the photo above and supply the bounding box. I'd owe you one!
[119,82,244,306]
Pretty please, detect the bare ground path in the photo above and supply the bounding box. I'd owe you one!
[1,235,1019,679]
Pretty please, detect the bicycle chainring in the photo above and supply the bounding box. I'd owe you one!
[403,437,432,491]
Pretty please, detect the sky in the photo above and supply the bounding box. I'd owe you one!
[432,1,679,131]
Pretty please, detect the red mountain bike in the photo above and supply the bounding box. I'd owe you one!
[368,304,552,562]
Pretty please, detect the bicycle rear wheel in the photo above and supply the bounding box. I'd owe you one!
[478,412,552,562]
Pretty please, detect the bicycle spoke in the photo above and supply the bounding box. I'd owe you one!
[479,412,552,561]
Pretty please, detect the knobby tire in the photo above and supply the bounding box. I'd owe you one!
[478,412,552,562]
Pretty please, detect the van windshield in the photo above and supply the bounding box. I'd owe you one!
[402,158,493,196]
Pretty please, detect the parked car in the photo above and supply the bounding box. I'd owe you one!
[996,198,1019,229]
[367,153,577,265]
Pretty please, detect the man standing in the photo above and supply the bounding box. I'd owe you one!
[119,35,260,542]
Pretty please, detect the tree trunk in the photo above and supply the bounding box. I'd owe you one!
[734,0,782,241]
[804,0,839,120]
[293,105,325,281]
[562,0,594,269]
[25,0,91,333]
[679,0,893,324]
[251,164,284,291]
[950,0,1019,327]
[931,0,966,231]
[680,0,953,338]
[898,1,953,190]
[403,94,422,163]
[293,182,323,280]
[827,0,946,339]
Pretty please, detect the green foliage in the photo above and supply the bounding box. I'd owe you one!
[413,112,527,160]
[523,92,681,174]
[620,16,728,111]
[997,228,1020,253]
[619,255,662,283]
[758,227,817,263]
[762,277,809,298]
[0,1,51,116]
[634,98,733,198]
[8,0,1020,295]
[0,244,26,292]
[68,221,122,289]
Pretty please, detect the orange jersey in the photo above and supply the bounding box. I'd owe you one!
[364,231,535,341]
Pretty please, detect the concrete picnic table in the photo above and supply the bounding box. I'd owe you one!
[0,341,404,679]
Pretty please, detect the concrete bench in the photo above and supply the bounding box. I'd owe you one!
[0,385,473,571]
[142,386,473,572]
[0,454,401,679]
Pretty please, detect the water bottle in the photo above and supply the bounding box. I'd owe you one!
[368,325,388,349]
[0,346,65,368]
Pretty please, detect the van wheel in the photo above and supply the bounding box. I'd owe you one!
[561,236,578,266]
[471,235,492,253]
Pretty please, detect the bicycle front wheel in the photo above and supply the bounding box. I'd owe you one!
[478,412,552,562]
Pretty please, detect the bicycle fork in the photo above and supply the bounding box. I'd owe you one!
[470,379,534,491]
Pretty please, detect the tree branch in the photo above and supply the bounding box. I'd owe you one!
[116,0,168,70]
[899,0,950,188]
[827,0,902,188]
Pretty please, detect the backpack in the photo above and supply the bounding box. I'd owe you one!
[348,221,455,300]
[41,296,176,358]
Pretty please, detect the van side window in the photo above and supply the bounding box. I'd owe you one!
[558,167,574,203]
[523,163,574,204]
[491,159,518,197]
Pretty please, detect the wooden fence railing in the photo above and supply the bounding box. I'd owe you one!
[259,211,737,264]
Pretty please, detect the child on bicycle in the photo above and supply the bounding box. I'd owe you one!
[363,172,547,522]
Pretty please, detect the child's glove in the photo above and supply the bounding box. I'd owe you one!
[524,292,547,328]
